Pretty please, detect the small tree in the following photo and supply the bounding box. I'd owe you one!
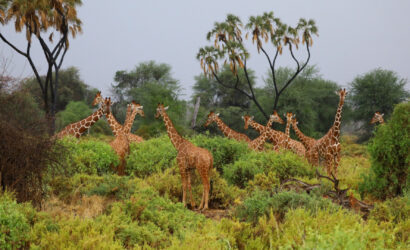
[197,12,318,121]
[359,102,410,200]
[0,0,82,133]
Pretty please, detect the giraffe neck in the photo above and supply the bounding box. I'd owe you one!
[215,117,235,137]
[266,116,275,128]
[123,108,137,133]
[331,96,345,139]
[162,112,184,150]
[285,119,291,137]
[78,108,104,134]
[106,111,124,136]
[251,130,270,150]
[292,121,315,150]
[249,120,267,134]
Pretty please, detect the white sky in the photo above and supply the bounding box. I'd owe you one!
[1,0,410,100]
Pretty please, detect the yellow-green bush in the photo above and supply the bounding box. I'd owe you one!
[223,150,314,188]
[191,134,250,173]
[359,102,410,199]
[126,135,177,177]
[57,136,119,176]
[0,192,33,249]
[146,165,244,209]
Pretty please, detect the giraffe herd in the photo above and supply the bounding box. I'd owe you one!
[55,88,384,210]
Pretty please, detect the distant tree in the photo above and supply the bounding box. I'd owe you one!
[111,61,187,136]
[0,0,83,133]
[197,12,318,121]
[349,68,409,141]
[255,66,341,137]
[23,67,98,112]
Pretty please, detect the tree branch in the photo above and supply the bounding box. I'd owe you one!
[0,33,27,57]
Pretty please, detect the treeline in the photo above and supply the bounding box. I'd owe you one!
[5,61,409,141]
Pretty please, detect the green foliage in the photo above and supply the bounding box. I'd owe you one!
[146,166,244,209]
[236,190,337,223]
[191,134,249,173]
[369,193,409,224]
[57,137,119,176]
[0,192,31,249]
[359,102,410,199]
[126,135,177,177]
[223,150,314,188]
[349,68,409,141]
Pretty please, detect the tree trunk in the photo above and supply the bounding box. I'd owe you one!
[191,96,201,128]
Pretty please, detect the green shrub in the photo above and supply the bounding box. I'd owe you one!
[223,150,314,188]
[146,166,244,209]
[236,190,338,223]
[57,137,119,176]
[191,134,249,173]
[126,135,177,177]
[369,193,409,224]
[0,192,32,249]
[359,102,410,199]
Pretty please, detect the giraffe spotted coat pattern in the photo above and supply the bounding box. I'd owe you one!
[205,111,251,143]
[157,104,213,210]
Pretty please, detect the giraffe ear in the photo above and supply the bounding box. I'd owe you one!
[164,106,169,110]
[216,113,220,116]
[381,113,384,116]
[251,116,254,120]
[241,116,244,120]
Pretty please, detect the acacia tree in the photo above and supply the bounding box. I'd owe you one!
[0,0,82,133]
[197,12,318,121]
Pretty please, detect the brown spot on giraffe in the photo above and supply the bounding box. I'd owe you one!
[306,89,347,176]
[370,112,385,124]
[157,104,213,210]
[204,111,251,143]
[55,94,110,139]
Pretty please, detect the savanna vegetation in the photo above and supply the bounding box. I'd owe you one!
[1,2,409,249]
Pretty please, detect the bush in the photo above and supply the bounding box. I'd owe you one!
[223,150,314,188]
[57,137,119,176]
[191,134,249,173]
[146,166,244,209]
[126,135,177,177]
[359,102,410,199]
[235,190,337,223]
[0,192,32,249]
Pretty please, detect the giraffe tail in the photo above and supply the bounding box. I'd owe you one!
[209,179,214,199]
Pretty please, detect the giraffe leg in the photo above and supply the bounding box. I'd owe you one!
[198,165,210,211]
[187,170,196,209]
[177,158,188,207]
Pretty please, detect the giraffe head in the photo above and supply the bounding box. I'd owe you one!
[285,112,295,123]
[204,111,219,127]
[131,101,145,117]
[241,115,254,130]
[370,112,384,124]
[337,88,347,105]
[92,91,103,106]
[291,115,299,126]
[155,103,168,118]
[270,110,285,124]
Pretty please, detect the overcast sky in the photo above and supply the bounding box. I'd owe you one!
[1,0,410,100]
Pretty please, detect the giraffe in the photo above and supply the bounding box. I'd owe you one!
[242,114,287,151]
[291,116,317,151]
[370,112,384,124]
[266,110,285,128]
[284,112,306,157]
[204,111,251,143]
[156,104,213,210]
[306,89,347,176]
[93,92,144,143]
[55,95,110,139]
